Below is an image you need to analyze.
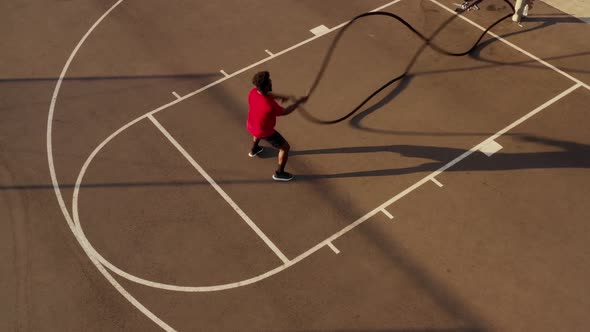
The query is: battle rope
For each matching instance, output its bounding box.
[298,0,515,124]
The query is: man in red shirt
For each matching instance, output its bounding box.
[247,71,308,181]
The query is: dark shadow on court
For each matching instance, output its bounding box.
[521,16,589,24]
[294,135,590,180]
[0,72,222,83]
[3,135,588,189]
[409,50,590,78]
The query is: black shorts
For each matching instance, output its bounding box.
[261,131,287,148]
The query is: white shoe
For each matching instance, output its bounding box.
[512,14,520,22]
[248,146,264,157]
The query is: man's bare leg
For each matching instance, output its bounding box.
[277,141,290,173]
[249,137,263,157]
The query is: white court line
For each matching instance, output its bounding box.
[431,178,444,187]
[265,49,274,56]
[220,69,229,77]
[381,209,395,219]
[171,91,181,99]
[429,0,590,90]
[327,242,340,254]
[147,114,290,265]
[45,0,175,331]
[371,0,404,12]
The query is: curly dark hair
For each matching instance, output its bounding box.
[252,71,271,94]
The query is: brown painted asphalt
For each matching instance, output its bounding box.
[1,0,589,331]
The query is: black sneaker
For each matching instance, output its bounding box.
[272,171,294,182]
[248,146,264,157]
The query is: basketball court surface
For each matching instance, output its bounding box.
[2,0,589,331]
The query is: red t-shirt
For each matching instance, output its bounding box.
[247,88,285,138]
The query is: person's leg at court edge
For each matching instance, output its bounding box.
[249,137,263,157]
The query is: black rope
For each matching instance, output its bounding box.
[298,0,515,124]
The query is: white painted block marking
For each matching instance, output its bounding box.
[480,140,503,157]
[431,177,444,187]
[171,91,181,99]
[327,242,340,254]
[381,209,394,219]
[265,49,274,56]
[220,70,229,77]
[310,25,330,36]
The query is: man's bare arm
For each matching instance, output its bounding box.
[282,96,309,115]
[268,92,295,103]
